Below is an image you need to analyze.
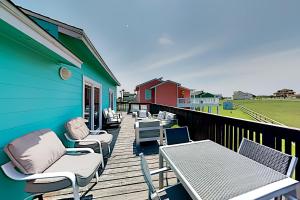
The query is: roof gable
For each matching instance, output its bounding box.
[20,7,120,86]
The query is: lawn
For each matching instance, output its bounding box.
[200,103,254,121]
[234,100,300,128]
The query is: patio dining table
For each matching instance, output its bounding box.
[159,140,299,200]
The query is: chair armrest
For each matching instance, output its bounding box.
[1,162,76,183]
[150,167,171,175]
[64,133,102,152]
[153,114,159,117]
[66,148,94,153]
[90,130,107,135]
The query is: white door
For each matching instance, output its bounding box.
[83,76,102,130]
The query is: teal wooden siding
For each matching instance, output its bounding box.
[0,22,82,199]
[58,33,118,111]
[0,17,118,199]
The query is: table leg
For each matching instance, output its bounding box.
[159,150,164,189]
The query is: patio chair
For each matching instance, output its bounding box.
[103,108,121,127]
[135,110,152,121]
[153,111,178,128]
[238,138,298,199]
[108,107,122,121]
[65,117,113,162]
[139,153,192,200]
[1,129,101,200]
[131,104,140,117]
[135,120,163,146]
[165,126,192,145]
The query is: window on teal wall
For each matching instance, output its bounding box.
[145,89,151,100]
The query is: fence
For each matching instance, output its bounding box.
[150,103,300,180]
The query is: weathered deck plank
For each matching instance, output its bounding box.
[45,113,170,200]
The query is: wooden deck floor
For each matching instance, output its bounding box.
[45,113,176,200]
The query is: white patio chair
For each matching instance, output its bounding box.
[65,117,113,162]
[103,108,121,126]
[139,153,192,200]
[108,107,122,121]
[1,129,101,200]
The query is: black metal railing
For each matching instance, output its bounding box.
[150,103,300,180]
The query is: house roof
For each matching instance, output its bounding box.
[150,80,180,89]
[20,7,120,86]
[1,0,82,68]
[135,77,163,89]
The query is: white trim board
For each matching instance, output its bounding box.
[0,0,82,68]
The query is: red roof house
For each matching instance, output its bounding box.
[135,78,190,107]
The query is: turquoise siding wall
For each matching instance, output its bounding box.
[58,33,118,111]
[0,26,82,199]
[0,17,117,199]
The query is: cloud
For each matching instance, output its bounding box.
[158,35,174,46]
[173,47,300,96]
[143,43,217,71]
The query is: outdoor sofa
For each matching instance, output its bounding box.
[1,129,101,200]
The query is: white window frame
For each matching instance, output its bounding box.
[83,76,102,130]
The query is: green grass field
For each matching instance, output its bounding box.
[199,99,300,129]
[234,100,300,128]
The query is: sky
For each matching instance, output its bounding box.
[14,0,300,97]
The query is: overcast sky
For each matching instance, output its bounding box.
[14,0,300,96]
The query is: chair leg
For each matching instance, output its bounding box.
[108,144,111,155]
[95,171,99,182]
[72,184,80,200]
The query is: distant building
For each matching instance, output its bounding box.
[232,91,254,100]
[123,92,136,102]
[273,89,296,98]
[135,77,190,107]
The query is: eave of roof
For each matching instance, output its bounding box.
[135,77,163,89]
[20,7,120,86]
[150,80,180,89]
[1,0,82,68]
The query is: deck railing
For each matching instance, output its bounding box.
[117,102,151,113]
[149,103,300,180]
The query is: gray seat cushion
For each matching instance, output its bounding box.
[25,153,101,193]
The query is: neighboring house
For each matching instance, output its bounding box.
[0,1,119,199]
[135,78,190,107]
[186,91,220,110]
[122,91,136,102]
[233,91,254,100]
[273,89,296,98]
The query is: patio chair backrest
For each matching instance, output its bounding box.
[65,117,90,140]
[4,129,66,174]
[103,109,109,118]
[139,153,157,199]
[131,104,140,112]
[140,105,148,110]
[238,138,297,176]
[165,127,191,145]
